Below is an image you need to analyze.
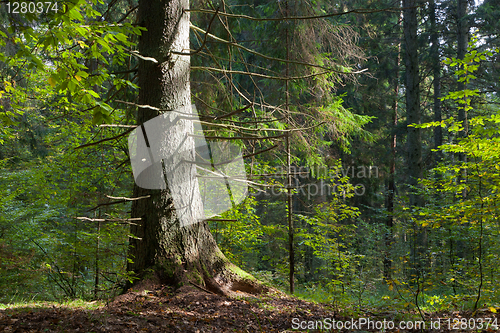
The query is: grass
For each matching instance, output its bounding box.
[0,299,104,311]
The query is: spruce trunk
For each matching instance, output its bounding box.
[127,0,261,295]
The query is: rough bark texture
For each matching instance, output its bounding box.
[403,0,426,275]
[457,0,468,198]
[403,0,423,208]
[430,0,442,163]
[457,0,468,129]
[384,11,401,280]
[127,0,262,296]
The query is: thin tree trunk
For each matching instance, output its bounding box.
[384,10,401,280]
[431,0,442,163]
[403,0,425,276]
[283,0,294,295]
[457,0,468,197]
[403,0,423,207]
[455,0,469,258]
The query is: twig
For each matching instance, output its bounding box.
[190,24,366,74]
[187,7,402,22]
[117,5,139,24]
[75,217,142,223]
[190,133,286,140]
[192,66,367,79]
[75,127,135,150]
[214,103,252,120]
[126,50,158,63]
[106,195,151,201]
[87,200,128,212]
[99,124,137,128]
[189,281,216,295]
[172,8,220,56]
[243,144,279,159]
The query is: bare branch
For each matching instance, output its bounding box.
[187,7,401,21]
[75,127,135,150]
[192,66,365,81]
[99,124,138,128]
[213,103,252,120]
[117,5,139,24]
[190,133,286,140]
[189,281,217,295]
[172,8,220,56]
[243,144,279,159]
[106,195,151,201]
[126,50,158,63]
[75,216,142,223]
[190,24,364,74]
[87,200,127,212]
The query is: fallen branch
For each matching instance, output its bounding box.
[189,281,217,295]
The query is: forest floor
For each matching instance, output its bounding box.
[0,284,497,332]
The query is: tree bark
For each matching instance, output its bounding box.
[455,0,469,257]
[384,9,401,280]
[403,0,423,208]
[430,0,442,163]
[457,0,468,198]
[127,0,261,295]
[403,0,426,276]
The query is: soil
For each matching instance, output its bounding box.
[0,285,335,332]
[0,285,498,332]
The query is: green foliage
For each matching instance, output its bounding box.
[410,36,500,310]
[0,0,140,301]
[209,195,264,268]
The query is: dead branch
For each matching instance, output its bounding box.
[192,66,339,81]
[117,5,139,24]
[106,195,151,201]
[189,281,217,295]
[75,217,142,224]
[190,133,286,140]
[243,144,279,159]
[190,24,366,74]
[99,124,138,128]
[187,7,401,21]
[172,8,220,56]
[75,127,135,150]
